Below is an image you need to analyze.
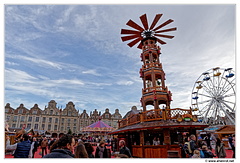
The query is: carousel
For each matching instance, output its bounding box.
[81,118,114,137]
[109,13,209,158]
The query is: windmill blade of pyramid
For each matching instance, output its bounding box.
[127,37,142,47]
[153,19,174,31]
[140,14,149,30]
[155,27,177,33]
[156,38,167,45]
[149,14,163,30]
[121,29,141,35]
[137,42,143,49]
[126,19,145,31]
[154,34,174,39]
[121,34,141,42]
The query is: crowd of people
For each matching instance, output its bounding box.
[5,134,132,158]
[180,134,235,159]
[5,133,235,159]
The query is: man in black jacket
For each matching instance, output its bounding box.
[43,134,75,158]
[119,140,132,158]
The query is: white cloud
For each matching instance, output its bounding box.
[82,69,101,76]
[116,80,134,86]
[5,68,37,83]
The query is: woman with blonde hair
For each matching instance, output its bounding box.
[191,149,200,158]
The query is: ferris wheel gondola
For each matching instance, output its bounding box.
[191,67,235,125]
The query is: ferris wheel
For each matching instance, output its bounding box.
[191,67,235,125]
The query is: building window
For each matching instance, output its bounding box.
[61,127,64,131]
[42,117,46,123]
[35,117,39,122]
[68,111,71,116]
[50,110,53,115]
[13,116,18,122]
[34,124,38,129]
[55,118,58,123]
[105,114,109,118]
[49,118,52,123]
[28,117,32,122]
[5,108,9,113]
[62,118,64,122]
[68,119,71,123]
[48,124,51,130]
[6,116,11,121]
[18,109,23,114]
[42,124,45,130]
[20,116,25,122]
[27,124,31,129]
[73,127,76,132]
[33,110,37,114]
[67,127,70,131]
[12,124,16,128]
[54,125,57,130]
[74,119,77,123]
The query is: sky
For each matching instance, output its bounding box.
[3,3,236,117]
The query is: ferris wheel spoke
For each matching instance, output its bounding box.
[202,100,214,123]
[221,83,236,96]
[221,99,235,105]
[216,101,235,124]
[198,99,212,105]
[223,93,235,98]
[198,93,212,98]
[217,71,228,95]
[220,100,235,113]
[201,83,215,96]
[220,78,235,95]
[207,74,217,94]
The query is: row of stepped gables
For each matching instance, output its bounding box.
[5,100,123,135]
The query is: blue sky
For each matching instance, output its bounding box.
[3,4,236,116]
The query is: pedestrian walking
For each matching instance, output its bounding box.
[13,134,31,158]
[95,141,108,158]
[43,134,75,158]
[29,137,39,158]
[119,139,132,158]
[215,138,226,158]
[41,136,48,157]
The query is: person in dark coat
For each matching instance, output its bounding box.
[203,135,212,150]
[13,134,31,158]
[119,140,132,158]
[215,138,226,158]
[43,134,75,158]
[29,137,39,158]
[202,145,215,158]
[95,141,108,158]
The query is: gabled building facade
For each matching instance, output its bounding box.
[5,100,122,136]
